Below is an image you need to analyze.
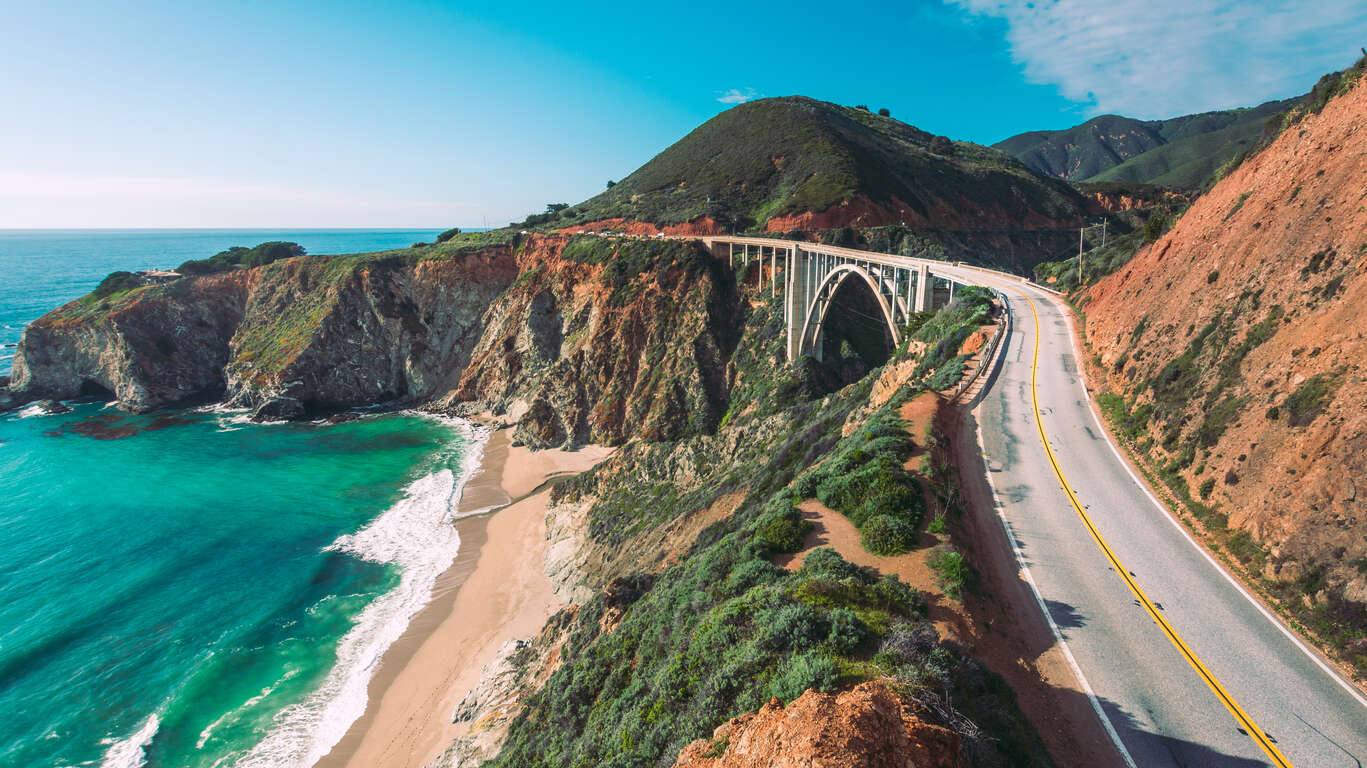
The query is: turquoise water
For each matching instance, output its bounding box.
[0,229,446,377]
[0,404,478,767]
[0,230,482,767]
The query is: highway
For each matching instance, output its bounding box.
[686,234,1367,765]
[936,267,1367,768]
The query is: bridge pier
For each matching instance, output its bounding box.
[915,263,932,312]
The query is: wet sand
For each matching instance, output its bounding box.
[315,428,613,768]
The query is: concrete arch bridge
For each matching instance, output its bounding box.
[700,236,1006,362]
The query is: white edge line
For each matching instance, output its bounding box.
[1041,285,1367,713]
[971,293,1140,768]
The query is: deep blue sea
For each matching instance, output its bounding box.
[0,231,485,767]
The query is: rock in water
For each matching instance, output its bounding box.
[251,396,305,422]
[37,399,72,415]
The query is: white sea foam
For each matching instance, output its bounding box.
[16,404,46,419]
[99,713,160,768]
[196,669,300,750]
[233,416,488,768]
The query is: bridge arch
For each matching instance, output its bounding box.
[796,264,901,361]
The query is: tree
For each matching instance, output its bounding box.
[546,203,569,213]
[606,180,616,189]
[929,135,954,156]
[436,227,462,242]
[878,108,890,117]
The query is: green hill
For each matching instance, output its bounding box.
[996,97,1299,188]
[550,96,1087,235]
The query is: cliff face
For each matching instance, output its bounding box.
[1082,71,1367,640]
[10,270,253,410]
[442,235,739,447]
[7,235,742,447]
[10,246,517,416]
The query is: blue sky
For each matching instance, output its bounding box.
[1,0,1363,228]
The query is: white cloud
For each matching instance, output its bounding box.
[948,0,1367,118]
[717,87,760,104]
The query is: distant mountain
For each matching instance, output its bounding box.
[995,97,1299,188]
[539,96,1092,270]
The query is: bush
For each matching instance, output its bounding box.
[753,498,812,553]
[436,227,462,242]
[1284,374,1332,427]
[766,650,838,703]
[928,548,972,599]
[1143,210,1169,242]
[89,271,140,301]
[877,108,890,117]
[860,515,917,556]
[178,241,304,275]
[1199,478,1216,499]
[758,603,822,651]
[825,608,869,654]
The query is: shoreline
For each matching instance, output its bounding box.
[315,427,612,768]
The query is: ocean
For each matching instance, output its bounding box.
[0,230,484,767]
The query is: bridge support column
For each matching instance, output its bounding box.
[914,264,932,313]
[785,246,811,362]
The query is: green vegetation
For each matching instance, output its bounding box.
[906,286,995,386]
[794,409,925,555]
[177,241,305,275]
[435,227,462,242]
[539,96,1082,235]
[1283,373,1336,427]
[88,271,141,302]
[496,354,1050,766]
[1033,230,1149,292]
[995,97,1298,188]
[928,548,972,600]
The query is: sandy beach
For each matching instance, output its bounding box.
[315,428,613,768]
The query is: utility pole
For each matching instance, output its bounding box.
[1079,225,1085,283]
[1101,219,1107,249]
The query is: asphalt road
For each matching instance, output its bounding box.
[936,268,1367,768]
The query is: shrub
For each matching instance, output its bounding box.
[758,603,822,651]
[753,498,812,553]
[1199,478,1216,499]
[1284,374,1333,427]
[1207,270,1220,283]
[436,227,462,242]
[877,108,890,117]
[824,608,869,654]
[1143,210,1169,242]
[860,515,917,556]
[929,135,954,156]
[928,549,972,599]
[766,650,838,703]
[178,241,304,275]
[800,547,866,582]
[89,271,140,301]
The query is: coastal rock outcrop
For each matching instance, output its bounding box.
[673,682,966,768]
[9,234,746,447]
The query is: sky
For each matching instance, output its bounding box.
[1,0,1363,228]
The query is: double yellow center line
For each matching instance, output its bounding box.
[1015,289,1292,768]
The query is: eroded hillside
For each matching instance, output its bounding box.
[1081,58,1367,673]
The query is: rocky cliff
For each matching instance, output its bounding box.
[1081,59,1367,672]
[6,234,749,447]
[674,682,966,768]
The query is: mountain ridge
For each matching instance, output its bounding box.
[995,97,1300,188]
